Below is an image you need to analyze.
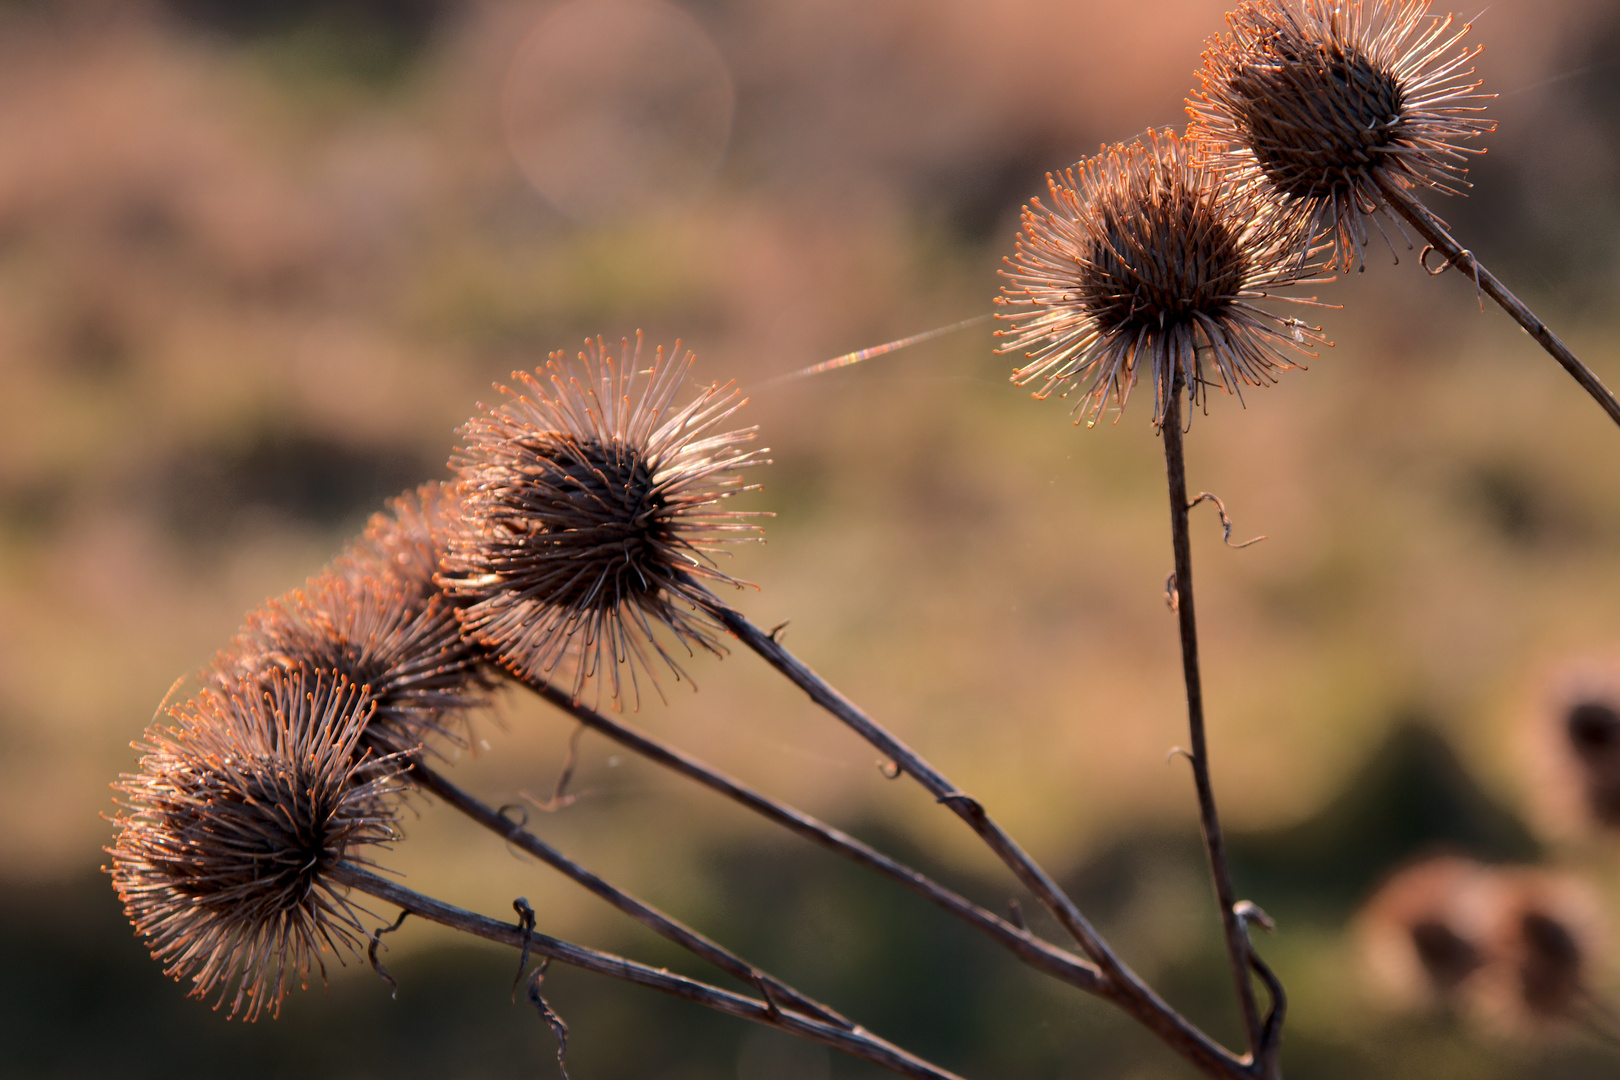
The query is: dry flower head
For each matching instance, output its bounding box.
[1472,869,1606,1032]
[441,335,764,707]
[343,481,467,601]
[998,127,1328,426]
[214,483,497,758]
[1189,0,1496,270]
[214,576,489,758]
[107,672,403,1020]
[1523,655,1620,840]
[1357,855,1495,1009]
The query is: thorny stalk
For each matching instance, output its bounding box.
[406,758,850,1028]
[333,863,968,1080]
[1374,174,1620,430]
[1161,373,1269,1071]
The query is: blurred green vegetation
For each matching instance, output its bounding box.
[4,0,1620,1076]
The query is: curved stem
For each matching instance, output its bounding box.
[1161,380,1264,1064]
[408,758,850,1028]
[1376,175,1620,430]
[334,863,967,1080]
[507,670,1107,998]
[688,589,1251,1079]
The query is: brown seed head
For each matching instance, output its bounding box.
[997,127,1328,426]
[1189,0,1496,270]
[342,481,467,601]
[107,672,402,1020]
[1472,869,1605,1030]
[216,576,492,757]
[215,483,498,757]
[439,334,764,707]
[1523,655,1620,840]
[1357,855,1495,1008]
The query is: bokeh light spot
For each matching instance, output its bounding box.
[500,0,735,220]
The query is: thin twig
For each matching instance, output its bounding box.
[408,758,850,1029]
[1161,375,1265,1066]
[367,909,410,999]
[505,671,1110,1001]
[1236,902,1285,1080]
[524,722,584,813]
[334,863,970,1080]
[686,589,1251,1079]
[1375,175,1620,430]
[1186,493,1266,549]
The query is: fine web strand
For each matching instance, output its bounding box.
[755,314,992,388]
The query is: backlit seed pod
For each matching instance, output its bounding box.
[215,482,499,758]
[997,127,1328,427]
[1357,855,1495,1008]
[1189,0,1495,271]
[441,335,764,708]
[215,567,494,757]
[107,672,402,1020]
[341,481,466,603]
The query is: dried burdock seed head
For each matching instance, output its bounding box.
[215,566,495,757]
[1189,0,1496,271]
[215,486,499,758]
[1523,655,1620,839]
[440,334,764,708]
[107,671,403,1021]
[340,481,466,605]
[1357,855,1495,1009]
[997,127,1328,427]
[1472,869,1606,1032]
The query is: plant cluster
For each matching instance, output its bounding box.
[105,2,1620,1077]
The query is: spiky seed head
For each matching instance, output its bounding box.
[215,483,498,758]
[341,481,466,603]
[1523,656,1620,840]
[1188,0,1496,271]
[997,127,1328,427]
[107,672,402,1020]
[215,575,493,758]
[1562,696,1620,826]
[1357,855,1494,1008]
[439,334,764,708]
[1473,869,1605,1029]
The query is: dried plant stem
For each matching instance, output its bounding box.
[407,759,848,1028]
[1161,377,1265,1067]
[693,594,1251,1078]
[1375,175,1620,430]
[508,671,1108,998]
[334,863,968,1080]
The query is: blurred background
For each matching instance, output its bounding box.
[4,0,1620,1076]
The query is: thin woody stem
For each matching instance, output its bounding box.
[507,670,1108,999]
[686,589,1251,1079]
[1160,377,1265,1064]
[407,758,850,1028]
[1375,175,1620,430]
[334,863,968,1080]
[704,599,1111,957]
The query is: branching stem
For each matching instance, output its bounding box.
[507,671,1108,998]
[687,586,1251,1078]
[407,758,849,1028]
[334,863,968,1080]
[1161,376,1265,1066]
